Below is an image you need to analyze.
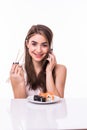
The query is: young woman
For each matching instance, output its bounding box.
[10,24,67,98]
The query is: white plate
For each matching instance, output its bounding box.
[27,95,62,104]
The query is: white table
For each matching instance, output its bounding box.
[0,98,87,129]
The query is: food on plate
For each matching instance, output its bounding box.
[34,95,46,102]
[34,92,54,102]
[39,92,54,101]
[33,92,54,102]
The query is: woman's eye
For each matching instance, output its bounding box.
[42,44,48,47]
[32,42,37,46]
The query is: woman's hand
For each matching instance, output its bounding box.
[10,63,25,85]
[46,52,57,72]
[10,63,27,98]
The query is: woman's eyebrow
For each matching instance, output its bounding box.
[31,41,37,43]
[41,42,48,44]
[31,41,48,44]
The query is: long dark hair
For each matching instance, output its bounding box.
[24,24,55,92]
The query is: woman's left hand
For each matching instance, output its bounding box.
[46,52,57,72]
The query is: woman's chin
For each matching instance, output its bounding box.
[33,58,42,62]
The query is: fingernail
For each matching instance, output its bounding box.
[50,48,53,51]
[49,49,53,53]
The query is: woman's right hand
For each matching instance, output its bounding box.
[10,63,27,98]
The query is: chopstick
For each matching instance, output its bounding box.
[14,49,24,63]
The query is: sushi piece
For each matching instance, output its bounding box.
[34,95,40,101]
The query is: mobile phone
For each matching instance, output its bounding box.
[42,49,53,71]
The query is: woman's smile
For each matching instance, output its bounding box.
[33,52,45,59]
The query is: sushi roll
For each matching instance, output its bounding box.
[34,95,40,101]
[33,95,46,102]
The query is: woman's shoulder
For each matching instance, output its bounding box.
[55,64,67,75]
[55,64,67,69]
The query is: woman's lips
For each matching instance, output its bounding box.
[34,53,43,58]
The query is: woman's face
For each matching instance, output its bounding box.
[26,34,50,62]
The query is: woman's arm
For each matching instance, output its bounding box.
[46,64,67,98]
[46,53,67,98]
[55,64,67,97]
[10,63,27,98]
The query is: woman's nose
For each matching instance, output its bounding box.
[37,46,42,52]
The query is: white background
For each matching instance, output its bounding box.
[0,0,87,99]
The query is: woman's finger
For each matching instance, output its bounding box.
[17,66,24,76]
[10,63,18,74]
